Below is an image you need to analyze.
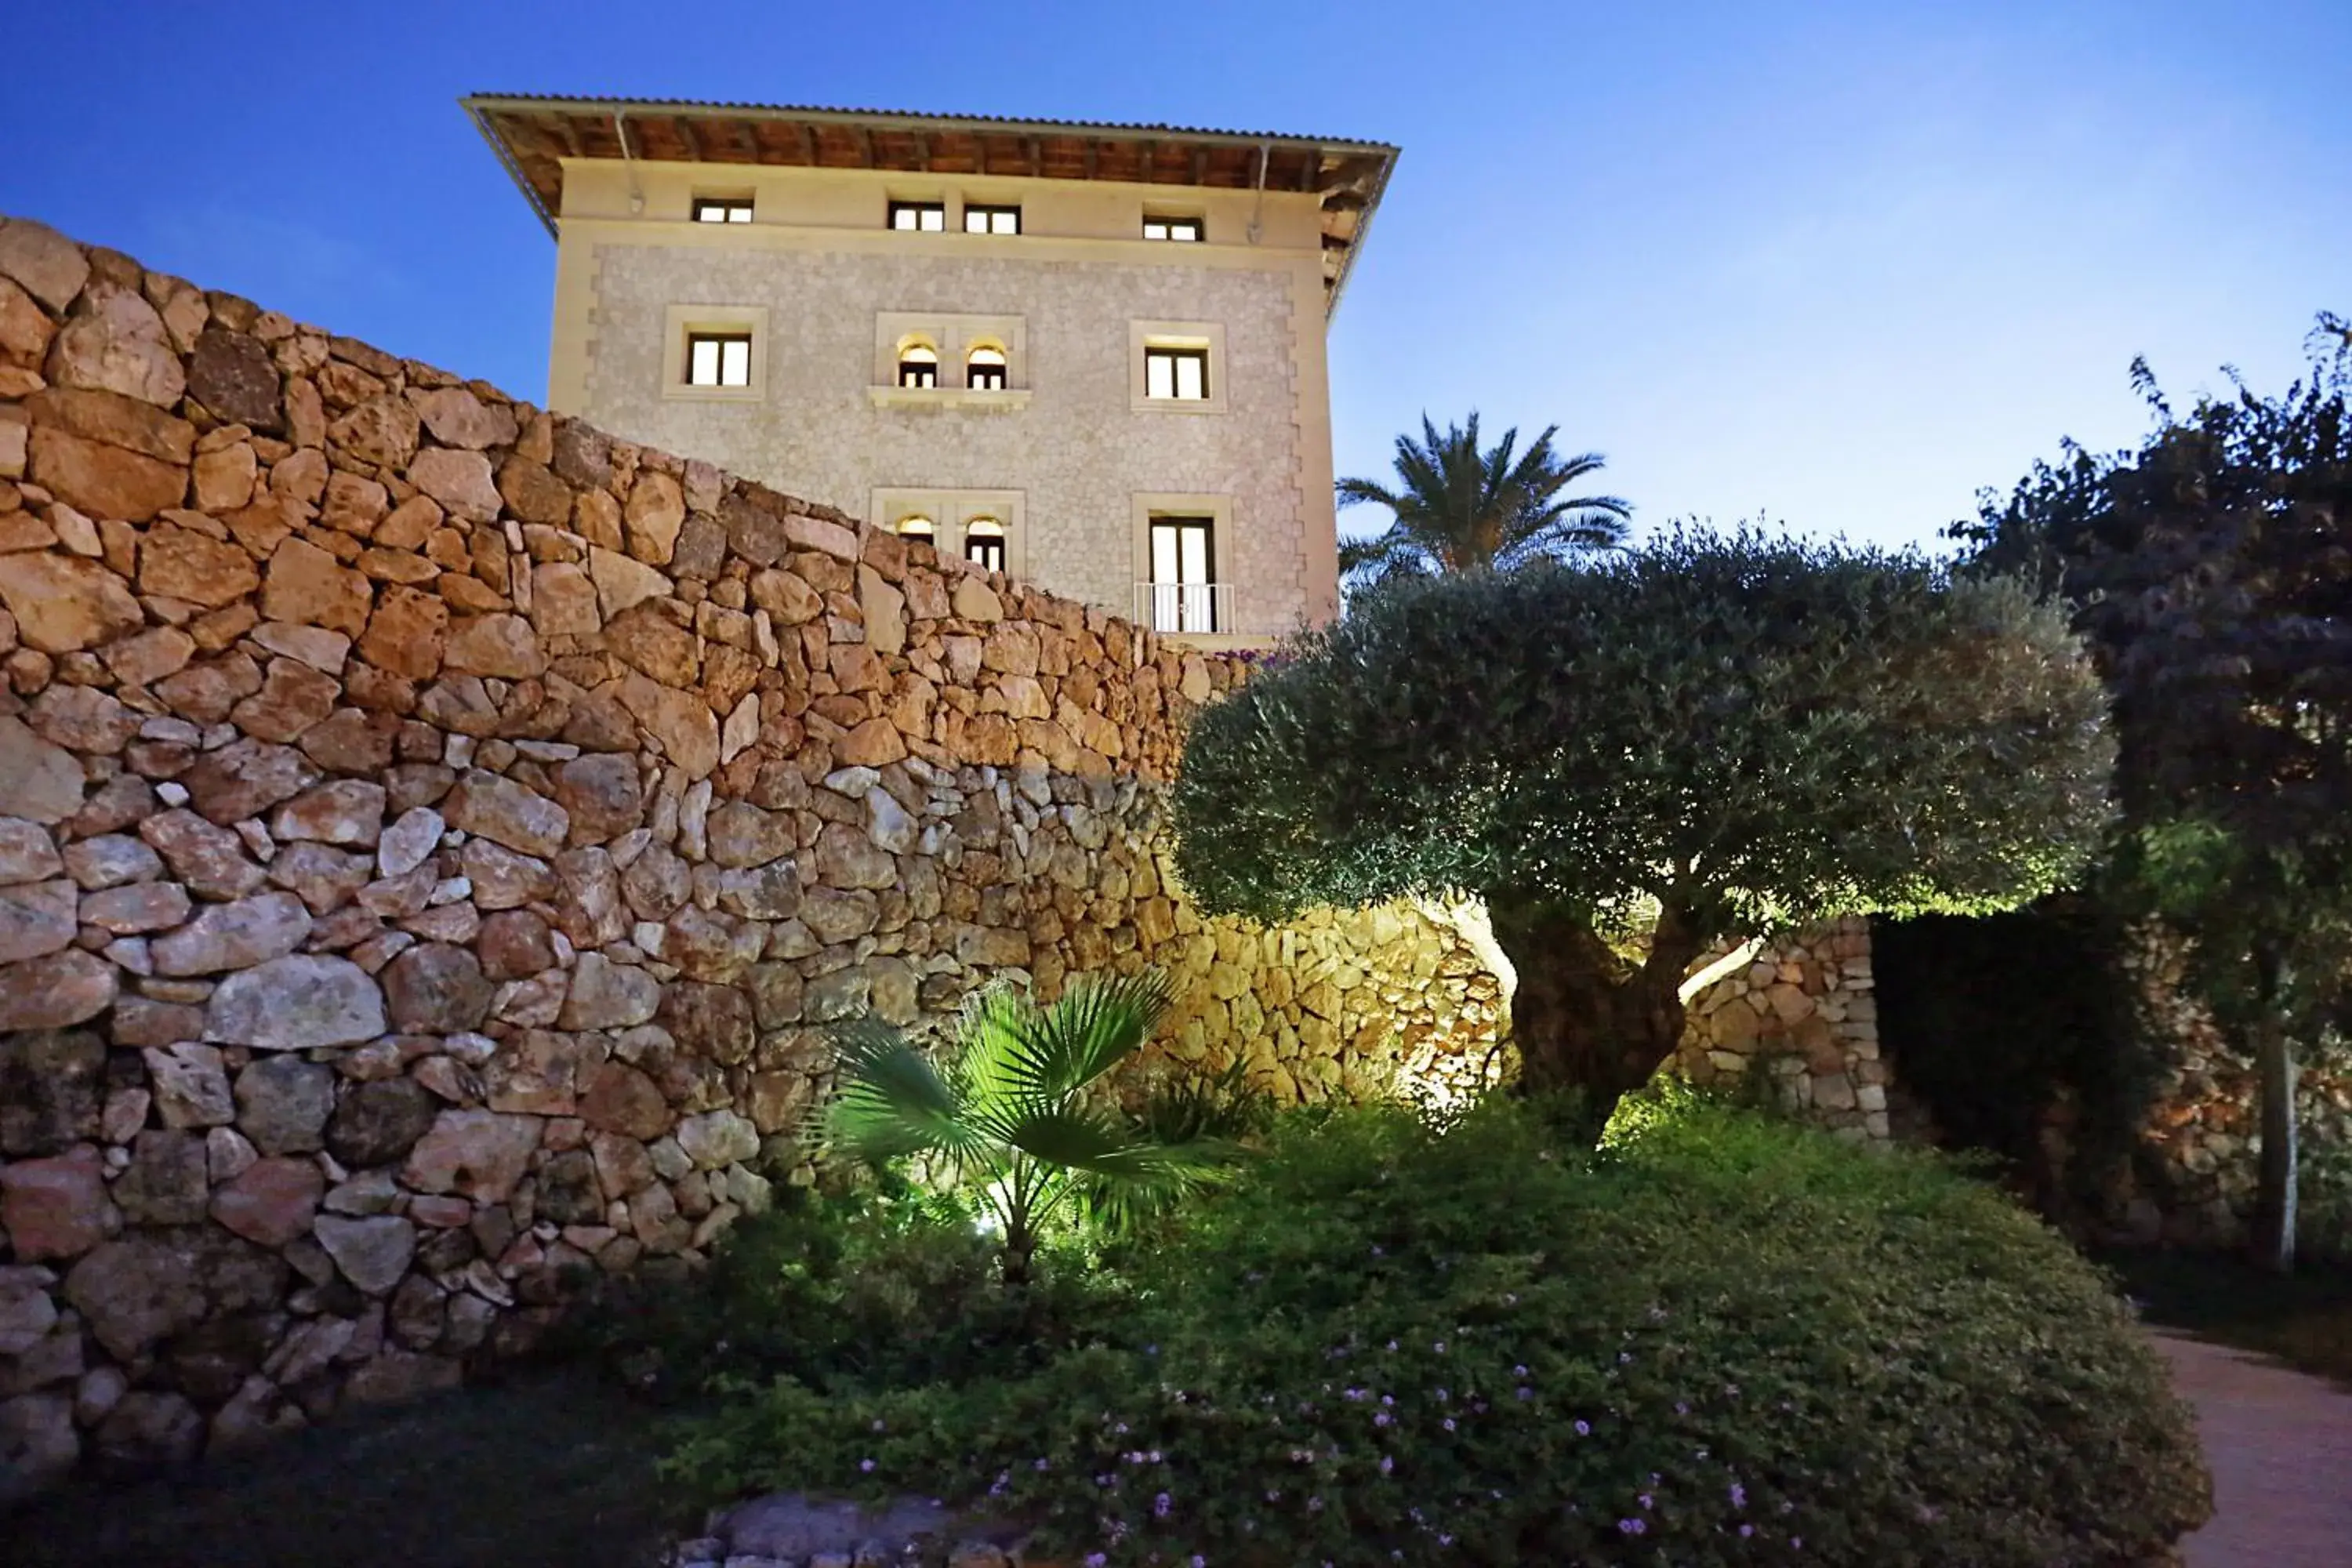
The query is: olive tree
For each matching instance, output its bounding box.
[1172,530,2114,1120]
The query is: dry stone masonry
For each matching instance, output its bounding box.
[1675,919,1891,1141]
[0,215,1507,1495]
[0,213,1937,1500]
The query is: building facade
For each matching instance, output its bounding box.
[466,97,1396,647]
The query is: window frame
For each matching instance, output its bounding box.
[896,344,940,390]
[964,204,1022,236]
[888,200,948,232]
[965,346,1009,392]
[1142,214,1204,243]
[1143,346,1211,402]
[691,196,755,224]
[870,314,1029,407]
[1131,492,1235,637]
[686,332,754,388]
[963,517,1008,572]
[662,304,769,403]
[873,488,1026,579]
[1129,321,1227,415]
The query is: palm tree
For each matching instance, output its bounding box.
[821,971,1237,1286]
[1337,413,1632,584]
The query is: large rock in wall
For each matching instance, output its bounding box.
[0,216,1514,1494]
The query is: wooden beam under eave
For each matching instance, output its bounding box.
[677,115,703,162]
[915,131,931,172]
[857,125,875,168]
[555,114,585,159]
[1083,140,1100,180]
[798,122,817,165]
[1027,136,1043,176]
[1190,146,1207,186]
[1299,147,1321,192]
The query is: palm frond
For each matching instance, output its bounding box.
[1007,971,1175,1105]
[822,1015,978,1164]
[1011,1109,1241,1186]
[1337,412,1632,576]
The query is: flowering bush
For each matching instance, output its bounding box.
[664,1098,2209,1566]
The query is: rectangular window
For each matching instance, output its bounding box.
[889,201,947,231]
[966,532,1007,572]
[964,204,1022,235]
[1143,215,1203,242]
[685,332,753,388]
[1144,347,1210,401]
[692,197,753,223]
[1148,517,1217,632]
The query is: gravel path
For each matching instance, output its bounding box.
[2154,1330,2352,1567]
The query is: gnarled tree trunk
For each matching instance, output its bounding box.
[1486,898,1708,1124]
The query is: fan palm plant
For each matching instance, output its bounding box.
[821,971,1238,1286]
[1337,412,1632,584]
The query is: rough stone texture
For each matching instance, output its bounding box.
[0,1145,112,1261]
[230,1057,334,1156]
[1672,917,1889,1142]
[203,955,386,1050]
[0,219,1859,1494]
[2062,924,2352,1255]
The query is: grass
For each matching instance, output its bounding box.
[2096,1245,2352,1388]
[7,1367,683,1568]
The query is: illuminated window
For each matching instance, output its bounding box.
[1149,516,1217,632]
[889,201,946,231]
[967,346,1008,391]
[692,197,753,223]
[964,517,1007,572]
[1145,346,1209,401]
[1143,215,1203,242]
[964,204,1021,235]
[897,345,938,389]
[686,332,753,388]
[895,516,936,542]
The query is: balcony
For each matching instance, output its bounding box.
[1134,580,1230,635]
[1131,583,1281,655]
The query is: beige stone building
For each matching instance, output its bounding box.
[466,96,1397,647]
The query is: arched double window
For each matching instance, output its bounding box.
[897,344,938,389]
[966,345,1008,392]
[964,517,1006,572]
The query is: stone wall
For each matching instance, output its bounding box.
[0,214,1499,1496]
[2103,927,2352,1251]
[1673,918,1894,1140]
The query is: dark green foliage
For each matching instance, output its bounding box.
[1180,531,2107,931]
[1174,528,2114,1111]
[1872,895,2160,1219]
[1954,321,2352,1268]
[566,1182,1110,1403]
[665,1098,2209,1566]
[1336,412,1632,584]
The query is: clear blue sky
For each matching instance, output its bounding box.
[6,0,2345,550]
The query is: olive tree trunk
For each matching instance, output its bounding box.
[1486,898,1707,1124]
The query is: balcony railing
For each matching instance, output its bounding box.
[1134,580,1232,636]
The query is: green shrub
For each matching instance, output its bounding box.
[664,1098,2209,1566]
[568,1179,1114,1402]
